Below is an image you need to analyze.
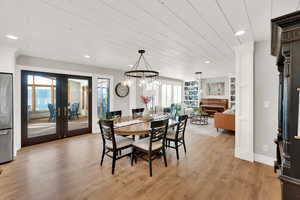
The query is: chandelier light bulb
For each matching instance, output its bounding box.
[140,79,146,85]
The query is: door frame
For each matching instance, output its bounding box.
[234,42,254,162]
[64,74,92,137]
[20,70,92,146]
[15,65,114,151]
[21,70,63,146]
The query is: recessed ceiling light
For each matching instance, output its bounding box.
[204,60,211,64]
[5,34,18,40]
[235,30,246,36]
[84,55,91,59]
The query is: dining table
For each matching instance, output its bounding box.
[113,114,178,136]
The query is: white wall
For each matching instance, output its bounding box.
[0,47,17,73]
[254,40,277,161]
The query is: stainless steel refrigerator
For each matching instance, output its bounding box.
[0,73,13,163]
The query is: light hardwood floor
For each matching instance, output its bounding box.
[0,131,280,200]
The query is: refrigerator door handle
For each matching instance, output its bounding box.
[0,130,8,135]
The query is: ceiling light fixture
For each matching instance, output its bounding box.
[235,30,246,36]
[84,55,91,59]
[5,34,18,40]
[125,50,159,79]
[123,50,160,87]
[204,60,211,64]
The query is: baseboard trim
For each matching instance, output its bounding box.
[254,153,275,166]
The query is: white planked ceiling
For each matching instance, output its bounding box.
[0,0,299,80]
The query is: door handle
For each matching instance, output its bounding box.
[64,107,68,118]
[57,107,61,118]
[0,130,8,135]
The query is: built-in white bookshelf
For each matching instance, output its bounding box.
[229,76,236,108]
[184,81,199,107]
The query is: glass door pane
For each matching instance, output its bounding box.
[66,77,91,135]
[27,74,57,138]
[97,78,110,119]
[22,71,61,146]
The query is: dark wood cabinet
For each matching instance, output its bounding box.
[272,11,300,200]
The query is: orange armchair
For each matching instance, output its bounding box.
[214,112,235,131]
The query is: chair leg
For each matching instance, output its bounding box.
[183,139,187,153]
[100,146,105,166]
[162,148,168,167]
[175,141,179,160]
[112,151,116,174]
[131,149,134,166]
[149,154,152,177]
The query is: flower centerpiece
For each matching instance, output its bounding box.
[141,96,151,110]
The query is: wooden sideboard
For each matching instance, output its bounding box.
[200,98,228,116]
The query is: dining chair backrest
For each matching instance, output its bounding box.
[98,120,117,150]
[176,115,188,139]
[150,119,169,151]
[71,103,80,112]
[132,108,144,118]
[107,110,122,119]
[163,107,171,114]
[48,104,55,112]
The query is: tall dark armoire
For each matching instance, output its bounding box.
[272,11,300,200]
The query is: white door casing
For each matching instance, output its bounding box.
[234,42,254,162]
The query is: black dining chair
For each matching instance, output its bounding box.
[131,119,169,177]
[132,108,145,118]
[163,107,171,115]
[106,110,122,119]
[165,115,188,160]
[98,120,133,174]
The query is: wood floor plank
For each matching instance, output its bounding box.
[0,132,280,200]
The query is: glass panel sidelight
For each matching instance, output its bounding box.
[97,78,110,119]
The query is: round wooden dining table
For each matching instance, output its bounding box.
[114,115,178,136]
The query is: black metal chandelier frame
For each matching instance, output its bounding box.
[124,50,159,79]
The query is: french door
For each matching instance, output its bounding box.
[21,71,92,146]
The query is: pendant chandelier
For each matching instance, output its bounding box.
[123,50,160,87]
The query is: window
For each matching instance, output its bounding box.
[167,85,172,106]
[177,86,182,103]
[97,78,110,119]
[161,81,183,108]
[27,75,56,112]
[161,84,167,107]
[173,85,182,104]
[35,87,51,111]
[28,86,32,110]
